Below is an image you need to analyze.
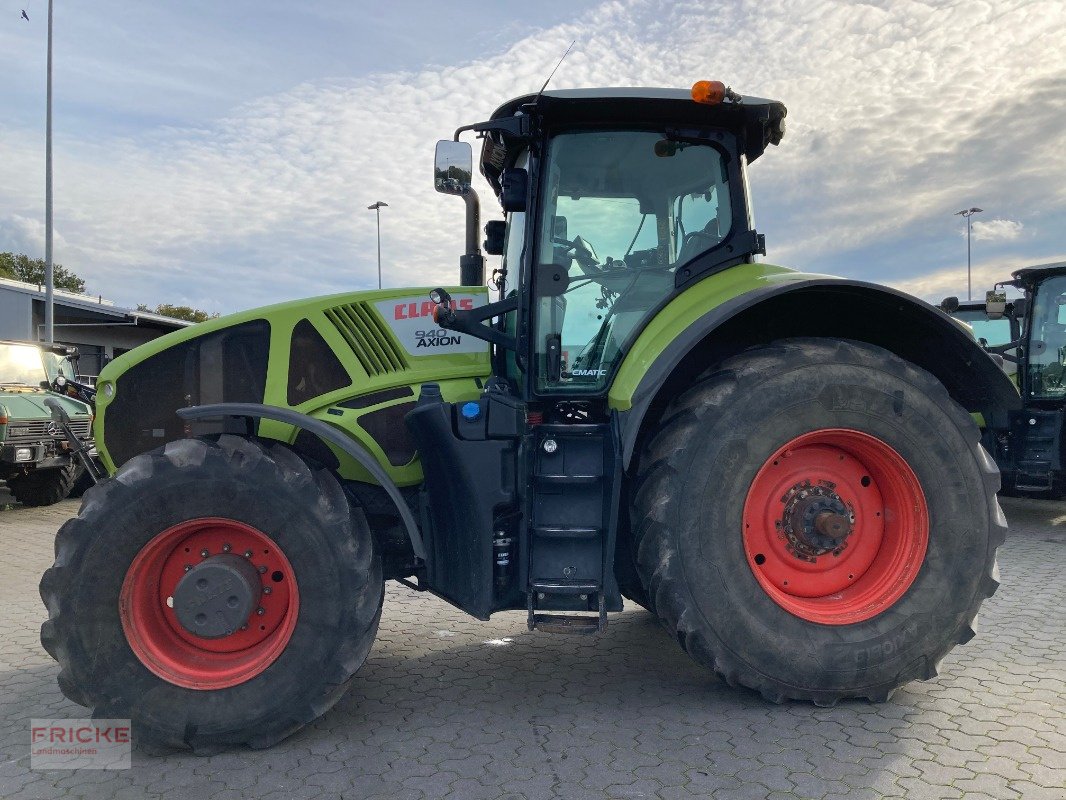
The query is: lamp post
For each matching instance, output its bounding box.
[367,201,388,290]
[44,0,55,343]
[954,207,983,300]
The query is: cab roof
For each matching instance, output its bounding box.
[1011,260,1066,285]
[479,86,786,193]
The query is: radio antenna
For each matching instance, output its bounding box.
[533,39,576,103]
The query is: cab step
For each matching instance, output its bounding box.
[529,614,602,635]
[527,582,608,634]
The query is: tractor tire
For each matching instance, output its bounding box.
[40,435,383,751]
[632,338,1004,705]
[8,464,77,507]
[614,506,653,612]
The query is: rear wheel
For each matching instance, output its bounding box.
[8,464,77,507]
[632,338,1004,704]
[40,435,383,750]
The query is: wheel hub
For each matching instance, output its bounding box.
[119,517,299,690]
[172,554,261,639]
[783,487,853,558]
[742,429,929,625]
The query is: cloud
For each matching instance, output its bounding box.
[889,257,1029,304]
[0,214,69,262]
[0,0,1064,314]
[971,219,1024,242]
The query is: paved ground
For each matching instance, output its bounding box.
[0,497,1063,800]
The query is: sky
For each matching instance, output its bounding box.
[1,0,1064,314]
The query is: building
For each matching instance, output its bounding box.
[0,277,191,377]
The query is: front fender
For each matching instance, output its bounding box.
[611,265,1020,468]
[177,403,425,560]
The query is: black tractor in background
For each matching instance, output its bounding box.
[944,261,1066,495]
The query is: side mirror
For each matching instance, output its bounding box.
[940,296,960,313]
[986,290,1007,320]
[434,140,473,196]
[484,220,505,256]
[500,168,527,213]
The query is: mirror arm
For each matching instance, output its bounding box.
[463,189,481,255]
[460,188,485,286]
[987,339,1023,355]
[432,291,518,350]
[453,115,531,141]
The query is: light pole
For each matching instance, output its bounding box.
[44,0,55,343]
[367,201,388,290]
[954,207,983,300]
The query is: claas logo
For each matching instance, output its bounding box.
[394,298,474,320]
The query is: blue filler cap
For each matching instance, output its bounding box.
[460,402,482,421]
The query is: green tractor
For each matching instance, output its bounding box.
[42,83,1015,751]
[943,261,1066,494]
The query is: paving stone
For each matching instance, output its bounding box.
[0,495,1062,799]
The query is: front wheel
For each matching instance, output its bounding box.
[40,436,383,750]
[8,464,77,506]
[632,338,1004,704]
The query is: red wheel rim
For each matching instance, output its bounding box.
[119,518,299,689]
[742,429,928,625]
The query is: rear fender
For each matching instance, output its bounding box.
[611,275,1021,468]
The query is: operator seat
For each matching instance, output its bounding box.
[675,216,722,266]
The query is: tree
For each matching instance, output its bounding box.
[136,303,219,323]
[0,252,86,293]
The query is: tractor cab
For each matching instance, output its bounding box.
[1010,264,1066,403]
[433,85,785,404]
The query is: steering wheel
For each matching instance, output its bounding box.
[679,230,721,260]
[568,235,608,277]
[684,230,719,247]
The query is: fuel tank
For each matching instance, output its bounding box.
[93,287,490,486]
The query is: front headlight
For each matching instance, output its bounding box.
[14,448,34,462]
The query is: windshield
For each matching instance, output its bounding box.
[534,129,732,393]
[42,352,71,384]
[0,343,47,387]
[1027,275,1066,399]
[952,308,1016,378]
[952,309,1012,347]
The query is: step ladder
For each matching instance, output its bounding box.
[525,423,616,635]
[1012,411,1061,492]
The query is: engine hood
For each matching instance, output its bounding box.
[0,390,92,422]
[93,286,491,480]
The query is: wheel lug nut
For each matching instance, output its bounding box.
[257,565,267,574]
[222,543,231,553]
[240,624,248,631]
[244,550,253,558]
[256,607,265,616]
[183,564,192,572]
[262,586,272,595]
[200,549,209,558]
